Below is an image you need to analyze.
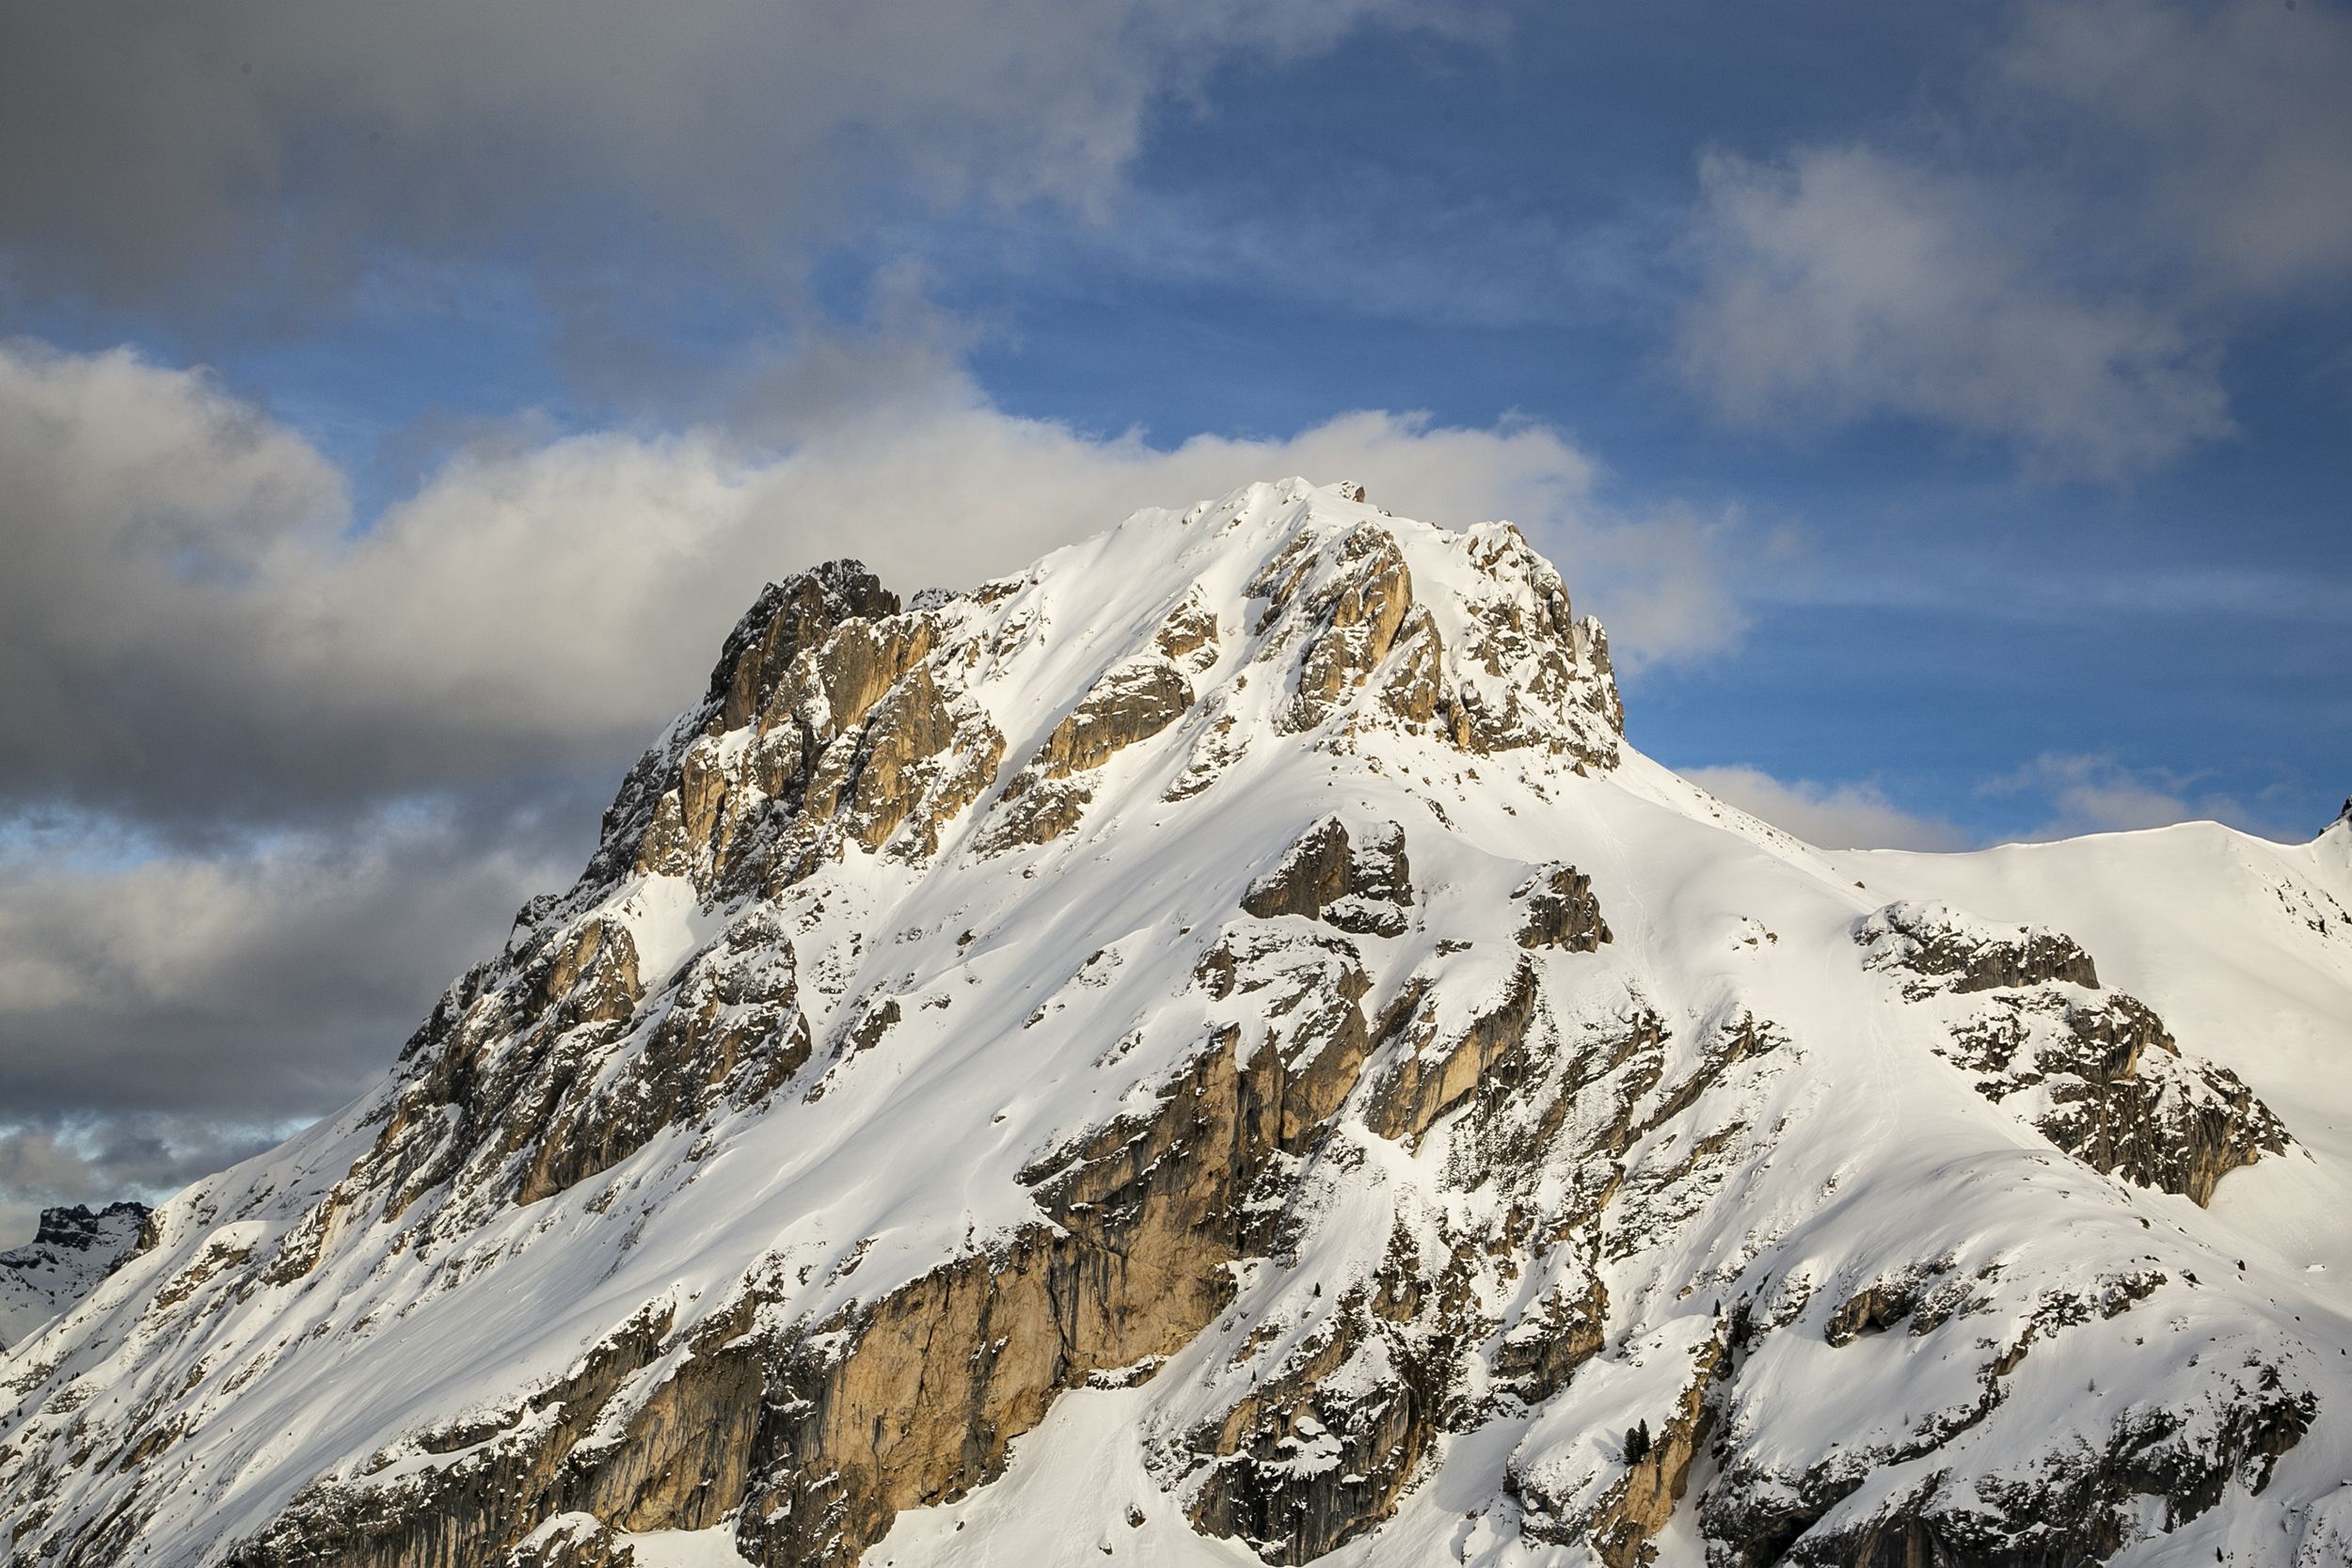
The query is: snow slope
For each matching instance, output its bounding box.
[2,480,2344,1568]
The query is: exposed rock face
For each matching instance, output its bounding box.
[1514,863,1612,952]
[1860,900,2290,1206]
[1859,900,2099,996]
[1438,524,1623,759]
[1514,1327,1723,1567]
[1703,1311,2315,1568]
[987,655,1195,847]
[1943,990,2288,1205]
[741,983,1363,1566]
[4,481,2341,1568]
[1281,526,1416,734]
[1184,1275,1440,1563]
[1240,816,1413,936]
[516,911,810,1205]
[1363,959,1541,1145]
[1033,659,1195,779]
[620,559,1006,895]
[1236,505,1622,767]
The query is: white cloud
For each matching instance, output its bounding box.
[1674,0,2352,476]
[2003,0,2352,298]
[1677,145,2230,477]
[1683,764,1969,851]
[1980,752,2291,842]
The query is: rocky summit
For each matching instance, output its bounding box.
[3,479,2349,1568]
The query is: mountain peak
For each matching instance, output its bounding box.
[7,483,2347,1568]
[0,1201,149,1353]
[576,479,1621,915]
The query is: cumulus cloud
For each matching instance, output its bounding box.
[1674,0,2352,476]
[0,0,1459,310]
[1683,765,1969,851]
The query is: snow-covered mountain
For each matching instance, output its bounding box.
[4,479,2347,1568]
[0,1203,149,1354]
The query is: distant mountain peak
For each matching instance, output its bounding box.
[0,1201,150,1353]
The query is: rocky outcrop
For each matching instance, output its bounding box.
[1511,1329,1724,1568]
[1490,1269,1611,1407]
[1238,508,1621,767]
[1945,990,2288,1205]
[1859,899,2287,1206]
[1703,1342,2314,1568]
[516,911,810,1205]
[1284,528,1416,734]
[1154,588,1221,670]
[1032,659,1195,780]
[1365,960,1541,1145]
[1858,901,2099,997]
[988,655,1194,847]
[708,562,903,734]
[620,560,1005,895]
[1241,816,1413,937]
[1184,1279,1441,1564]
[1432,524,1622,764]
[1514,864,1612,952]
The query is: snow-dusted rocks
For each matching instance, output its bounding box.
[1858,900,2290,1205]
[1857,900,2101,997]
[4,480,2349,1568]
[1514,865,1613,953]
[1241,816,1416,936]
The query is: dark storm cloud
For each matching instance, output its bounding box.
[0,791,591,1124]
[0,787,592,1240]
[0,1118,290,1254]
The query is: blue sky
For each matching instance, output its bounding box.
[0,0,2346,1236]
